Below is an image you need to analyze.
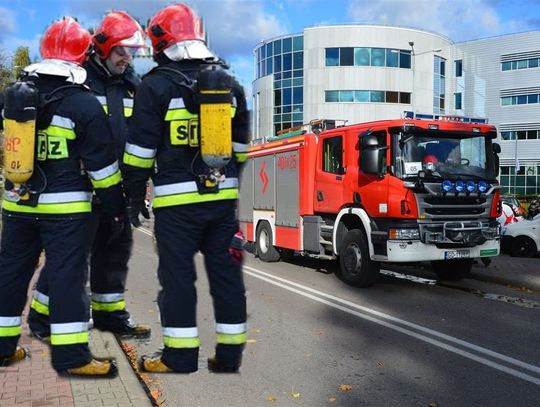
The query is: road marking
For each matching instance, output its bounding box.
[244,265,540,386]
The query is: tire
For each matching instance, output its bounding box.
[336,229,380,287]
[432,259,473,281]
[511,236,537,258]
[256,221,281,262]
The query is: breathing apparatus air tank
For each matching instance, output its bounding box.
[198,64,233,170]
[2,81,39,190]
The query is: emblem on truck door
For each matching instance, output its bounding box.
[259,161,269,193]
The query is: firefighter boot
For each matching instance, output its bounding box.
[60,358,118,378]
[140,352,173,373]
[93,311,151,339]
[207,356,240,373]
[0,346,29,367]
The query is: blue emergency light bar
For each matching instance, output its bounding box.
[403,111,488,124]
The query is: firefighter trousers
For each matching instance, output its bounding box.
[0,213,92,371]
[155,200,247,373]
[29,204,133,332]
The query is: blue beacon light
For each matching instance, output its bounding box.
[455,180,465,192]
[478,180,488,193]
[442,180,453,193]
[466,180,476,193]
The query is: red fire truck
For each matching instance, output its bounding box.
[239,113,502,287]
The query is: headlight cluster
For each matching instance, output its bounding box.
[441,180,489,194]
[388,228,420,240]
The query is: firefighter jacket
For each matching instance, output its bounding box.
[84,56,140,160]
[1,74,125,217]
[122,60,250,208]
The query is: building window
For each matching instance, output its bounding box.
[454,92,462,110]
[324,47,412,69]
[501,57,540,71]
[433,56,446,114]
[322,136,343,174]
[500,92,540,106]
[500,165,540,195]
[455,59,463,77]
[325,90,411,104]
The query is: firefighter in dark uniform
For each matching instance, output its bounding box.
[27,11,151,339]
[0,17,123,376]
[122,3,250,373]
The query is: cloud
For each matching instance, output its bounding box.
[346,0,506,41]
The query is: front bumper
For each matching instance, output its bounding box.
[386,239,500,262]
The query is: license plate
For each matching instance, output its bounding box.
[444,250,470,260]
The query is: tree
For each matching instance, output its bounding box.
[0,49,11,90]
[11,46,30,80]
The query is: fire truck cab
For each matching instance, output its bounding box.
[239,113,502,287]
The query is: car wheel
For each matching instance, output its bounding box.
[256,221,280,262]
[511,236,537,258]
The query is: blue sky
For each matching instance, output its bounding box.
[0,0,539,99]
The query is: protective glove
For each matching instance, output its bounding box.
[126,200,151,228]
[107,214,127,245]
[228,230,245,265]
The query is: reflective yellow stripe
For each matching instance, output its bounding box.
[216,332,246,345]
[2,200,92,215]
[235,152,247,163]
[165,108,197,121]
[231,106,237,118]
[0,326,21,337]
[90,170,122,189]
[123,152,155,169]
[163,336,200,349]
[153,188,238,208]
[91,300,126,312]
[46,125,76,140]
[50,332,89,345]
[31,298,50,316]
[124,107,133,117]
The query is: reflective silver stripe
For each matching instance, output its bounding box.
[51,322,88,334]
[232,96,237,108]
[33,291,49,306]
[162,327,198,338]
[92,293,124,302]
[88,161,120,181]
[0,316,21,326]
[154,178,238,197]
[215,322,247,334]
[168,98,185,109]
[96,96,107,106]
[3,191,92,204]
[232,142,248,152]
[50,115,75,129]
[123,98,134,108]
[125,142,157,158]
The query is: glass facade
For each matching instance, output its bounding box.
[433,56,446,114]
[256,35,304,135]
[500,165,540,195]
[454,92,462,110]
[501,130,540,140]
[455,59,463,77]
[325,90,411,104]
[325,47,411,68]
[502,57,540,71]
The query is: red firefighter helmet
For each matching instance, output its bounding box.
[40,17,91,65]
[93,11,146,58]
[147,3,205,54]
[423,154,439,165]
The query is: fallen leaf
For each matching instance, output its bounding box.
[267,395,277,402]
[329,397,337,402]
[246,339,257,344]
[291,392,301,398]
[377,362,384,367]
[339,384,352,391]
[428,403,439,407]
[148,309,155,313]
[150,390,161,399]
[264,296,273,301]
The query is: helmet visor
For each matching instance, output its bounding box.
[117,30,146,48]
[112,46,147,58]
[163,40,215,61]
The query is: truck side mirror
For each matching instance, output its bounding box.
[492,142,501,176]
[360,134,383,175]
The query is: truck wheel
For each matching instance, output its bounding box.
[337,229,380,287]
[432,259,473,281]
[511,236,537,257]
[256,222,281,262]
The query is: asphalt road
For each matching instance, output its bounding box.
[123,225,540,407]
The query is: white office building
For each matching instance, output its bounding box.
[252,25,540,195]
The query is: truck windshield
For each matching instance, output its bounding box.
[395,132,495,180]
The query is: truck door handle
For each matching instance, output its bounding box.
[317,191,324,201]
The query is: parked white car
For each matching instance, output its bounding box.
[501,213,540,257]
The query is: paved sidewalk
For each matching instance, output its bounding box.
[470,254,540,292]
[0,275,152,407]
